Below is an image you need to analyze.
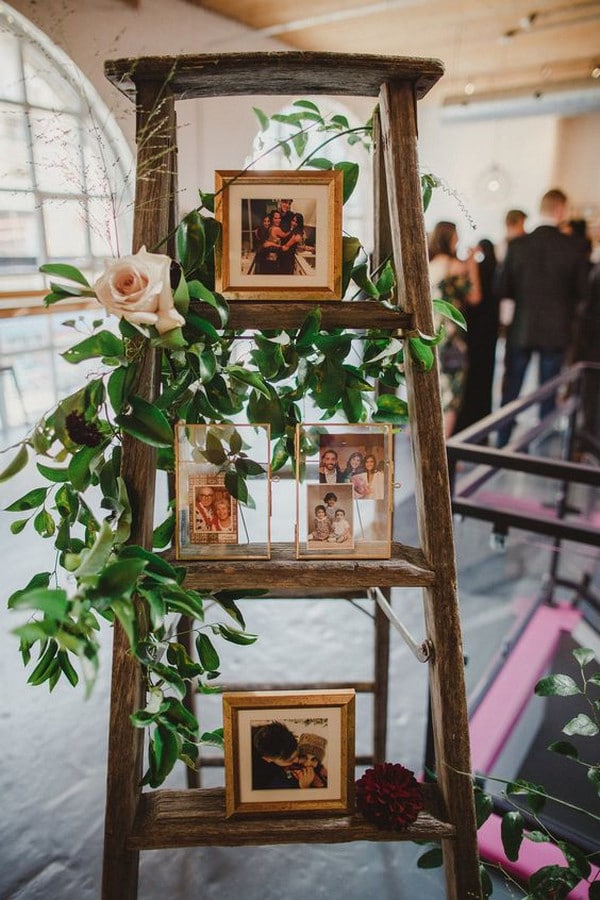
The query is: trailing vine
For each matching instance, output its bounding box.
[1,99,460,787]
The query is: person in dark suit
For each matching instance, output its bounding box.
[496,188,589,447]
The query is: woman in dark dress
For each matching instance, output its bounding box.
[455,238,499,432]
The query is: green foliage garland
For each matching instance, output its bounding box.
[1,99,459,788]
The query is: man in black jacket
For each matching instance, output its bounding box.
[496,188,589,447]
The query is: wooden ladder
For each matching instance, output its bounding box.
[101,52,482,900]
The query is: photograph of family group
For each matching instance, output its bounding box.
[242,197,316,277]
[306,483,354,552]
[296,425,393,559]
[223,690,354,816]
[215,170,342,300]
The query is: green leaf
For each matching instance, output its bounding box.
[588,766,600,794]
[149,723,181,787]
[204,430,227,465]
[153,512,175,549]
[40,263,90,287]
[573,647,595,667]
[5,486,49,512]
[97,558,147,597]
[247,388,286,438]
[374,393,409,423]
[177,210,205,276]
[228,365,271,399]
[535,673,581,697]
[416,846,443,869]
[116,396,174,448]
[562,713,599,737]
[341,236,362,295]
[72,520,115,578]
[253,106,269,132]
[235,458,265,477]
[270,435,290,472]
[548,740,579,759]
[433,299,467,331]
[61,331,124,364]
[408,337,435,371]
[292,99,320,112]
[8,587,68,620]
[10,517,30,534]
[296,307,322,350]
[214,624,258,646]
[225,470,249,504]
[196,632,220,672]
[36,462,70,483]
[375,260,396,297]
[187,279,229,327]
[57,650,79,686]
[304,157,333,170]
[0,443,28,482]
[501,810,524,862]
[334,161,359,204]
[351,262,379,299]
[198,190,215,213]
[474,789,494,828]
[33,508,56,538]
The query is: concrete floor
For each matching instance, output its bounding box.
[1,421,598,899]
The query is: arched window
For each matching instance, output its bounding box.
[247,99,373,259]
[0,5,133,430]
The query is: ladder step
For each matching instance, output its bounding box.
[128,785,454,850]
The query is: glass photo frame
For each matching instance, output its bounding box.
[295,423,393,560]
[175,423,270,560]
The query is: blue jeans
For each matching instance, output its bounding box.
[497,346,564,447]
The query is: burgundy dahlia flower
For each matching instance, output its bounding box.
[65,411,102,447]
[355,763,424,830]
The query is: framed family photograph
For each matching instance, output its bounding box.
[214,169,343,300]
[223,690,355,818]
[175,422,271,560]
[296,423,394,560]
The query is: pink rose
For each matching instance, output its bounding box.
[94,246,185,334]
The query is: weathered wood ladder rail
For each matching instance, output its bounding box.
[101,52,482,900]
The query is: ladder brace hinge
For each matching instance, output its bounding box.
[368,587,432,663]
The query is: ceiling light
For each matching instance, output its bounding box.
[464,82,475,96]
[592,65,600,79]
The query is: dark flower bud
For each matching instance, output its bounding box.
[65,411,102,447]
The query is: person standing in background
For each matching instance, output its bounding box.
[455,238,499,432]
[428,221,481,438]
[496,189,589,447]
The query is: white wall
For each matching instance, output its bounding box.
[7,0,600,253]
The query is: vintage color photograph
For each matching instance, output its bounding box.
[189,477,237,545]
[215,170,343,300]
[318,432,387,501]
[223,690,355,817]
[306,483,354,551]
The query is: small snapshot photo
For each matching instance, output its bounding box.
[319,432,386,501]
[189,476,237,545]
[306,483,354,551]
[215,170,342,300]
[223,690,355,817]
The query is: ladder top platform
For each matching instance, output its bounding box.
[104,51,444,103]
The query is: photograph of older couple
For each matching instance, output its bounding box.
[241,197,317,277]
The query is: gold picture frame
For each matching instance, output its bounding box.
[215,169,343,300]
[223,690,355,818]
